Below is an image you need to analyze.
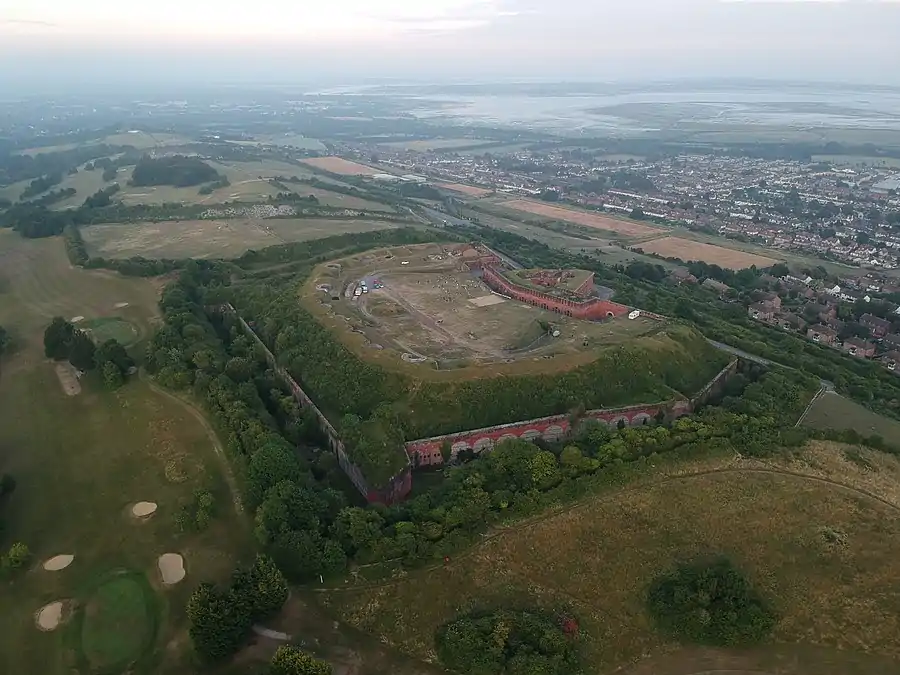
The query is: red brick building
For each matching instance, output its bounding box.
[406,402,691,466]
[481,266,630,320]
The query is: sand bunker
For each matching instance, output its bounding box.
[113,302,130,308]
[55,363,81,396]
[158,553,185,585]
[70,316,85,323]
[35,601,65,631]
[131,501,158,518]
[43,554,75,571]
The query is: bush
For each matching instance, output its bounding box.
[435,609,580,675]
[646,557,777,645]
[2,542,31,571]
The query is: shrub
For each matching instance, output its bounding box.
[646,557,777,645]
[435,609,580,675]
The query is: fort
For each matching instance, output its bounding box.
[225,243,739,506]
[456,242,631,321]
[481,266,630,321]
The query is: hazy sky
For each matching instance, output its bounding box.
[2,0,899,89]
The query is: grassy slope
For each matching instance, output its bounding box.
[321,442,900,674]
[0,233,252,675]
[802,391,900,445]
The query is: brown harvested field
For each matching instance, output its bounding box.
[321,443,900,674]
[81,218,399,259]
[437,182,493,196]
[637,236,779,269]
[300,156,382,176]
[502,199,663,238]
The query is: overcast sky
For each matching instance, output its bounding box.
[2,0,899,90]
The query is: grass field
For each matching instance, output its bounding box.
[0,232,252,675]
[635,236,780,270]
[300,157,383,176]
[801,392,900,446]
[285,185,396,212]
[79,571,156,671]
[321,443,900,674]
[82,317,141,346]
[499,199,663,238]
[82,218,402,259]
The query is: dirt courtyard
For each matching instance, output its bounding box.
[636,236,780,270]
[303,243,661,372]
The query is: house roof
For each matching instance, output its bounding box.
[809,323,837,336]
[844,337,875,349]
[860,313,891,329]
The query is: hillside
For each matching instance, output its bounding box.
[322,440,900,674]
[233,268,730,485]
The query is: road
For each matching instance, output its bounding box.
[707,339,835,391]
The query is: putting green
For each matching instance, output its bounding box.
[81,317,140,346]
[79,572,157,671]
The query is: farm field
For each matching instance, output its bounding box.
[300,156,383,176]
[82,218,401,259]
[801,391,900,446]
[635,236,780,269]
[226,133,327,151]
[322,443,900,674]
[15,131,192,157]
[437,182,493,196]
[499,199,663,238]
[0,231,251,675]
[302,243,666,378]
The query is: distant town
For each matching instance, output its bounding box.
[334,141,900,270]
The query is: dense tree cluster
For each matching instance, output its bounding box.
[43,317,96,370]
[20,171,63,199]
[43,317,134,382]
[198,176,231,195]
[647,558,777,645]
[129,155,222,187]
[0,143,125,185]
[187,554,288,662]
[269,646,332,675]
[82,183,121,208]
[26,187,76,207]
[0,474,16,543]
[435,609,581,675]
[144,267,353,582]
[0,325,9,356]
